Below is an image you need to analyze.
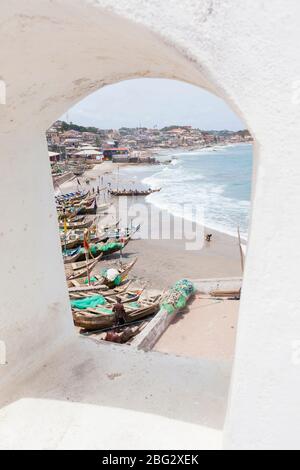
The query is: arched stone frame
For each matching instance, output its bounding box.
[1,0,299,450]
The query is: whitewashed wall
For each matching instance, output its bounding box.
[0,0,300,449]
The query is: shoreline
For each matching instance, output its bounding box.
[117,149,249,243]
[58,142,250,243]
[58,160,241,359]
[58,159,244,290]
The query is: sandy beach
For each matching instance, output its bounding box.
[59,161,241,359]
[59,160,242,287]
[61,169,242,285]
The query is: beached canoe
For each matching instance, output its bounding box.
[109,189,161,196]
[57,194,95,209]
[63,247,82,264]
[57,206,81,220]
[55,191,89,204]
[70,237,131,262]
[60,231,102,250]
[67,257,137,288]
[78,199,97,215]
[64,254,103,281]
[59,217,95,230]
[69,287,143,305]
[72,298,160,331]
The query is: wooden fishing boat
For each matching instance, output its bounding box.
[57,198,95,215]
[59,217,95,230]
[56,191,88,204]
[64,254,103,281]
[78,199,97,215]
[68,279,133,295]
[72,298,160,331]
[66,215,86,223]
[72,236,131,262]
[69,287,143,304]
[63,247,82,264]
[61,231,102,250]
[109,188,161,197]
[101,224,141,242]
[72,195,96,208]
[68,257,137,288]
[102,288,143,304]
[57,206,81,219]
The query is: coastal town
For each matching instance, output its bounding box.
[47,120,252,175]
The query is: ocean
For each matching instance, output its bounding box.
[117,143,253,239]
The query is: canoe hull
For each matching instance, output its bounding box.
[73,303,159,331]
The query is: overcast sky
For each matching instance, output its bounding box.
[61,78,244,130]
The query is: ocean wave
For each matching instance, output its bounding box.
[146,177,250,239]
[147,190,249,239]
[122,144,252,239]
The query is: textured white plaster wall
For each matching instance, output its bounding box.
[0,0,300,449]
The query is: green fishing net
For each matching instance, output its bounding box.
[113,274,122,286]
[71,294,106,310]
[100,269,122,286]
[161,302,175,314]
[161,279,195,315]
[84,276,98,284]
[92,307,114,315]
[127,302,141,309]
[80,242,123,257]
[98,242,123,253]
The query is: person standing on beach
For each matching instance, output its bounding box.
[113,298,127,326]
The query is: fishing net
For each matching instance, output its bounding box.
[161,279,195,315]
[101,268,122,286]
[92,307,114,315]
[89,245,99,256]
[71,294,107,310]
[127,302,141,309]
[98,242,124,253]
[84,276,98,284]
[113,275,122,286]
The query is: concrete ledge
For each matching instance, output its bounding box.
[193,277,243,294]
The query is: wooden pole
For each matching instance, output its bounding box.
[84,229,91,285]
[119,234,123,265]
[237,226,244,274]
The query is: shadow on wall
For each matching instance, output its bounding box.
[2,340,232,431]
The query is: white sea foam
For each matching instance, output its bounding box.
[139,145,252,239]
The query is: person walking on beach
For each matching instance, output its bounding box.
[113,298,127,326]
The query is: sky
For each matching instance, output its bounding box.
[61,78,244,130]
